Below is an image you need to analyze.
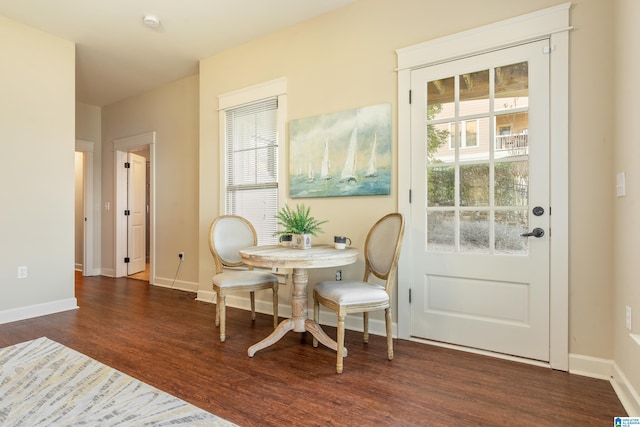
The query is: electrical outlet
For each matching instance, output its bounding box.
[178,252,184,261]
[17,266,27,279]
[335,270,342,281]
[626,306,632,331]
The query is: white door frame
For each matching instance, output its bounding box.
[396,3,570,370]
[113,132,156,281]
[75,139,94,276]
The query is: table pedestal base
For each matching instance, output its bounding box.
[247,267,347,358]
[247,318,348,357]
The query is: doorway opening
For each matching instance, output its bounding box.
[75,140,95,276]
[113,132,156,283]
[125,150,150,281]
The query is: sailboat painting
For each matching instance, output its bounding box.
[289,103,391,198]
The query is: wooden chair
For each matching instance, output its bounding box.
[208,215,279,342]
[313,213,405,373]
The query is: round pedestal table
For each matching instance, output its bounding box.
[239,244,358,357]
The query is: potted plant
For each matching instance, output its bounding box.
[275,204,327,249]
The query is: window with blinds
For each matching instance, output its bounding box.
[224,97,279,245]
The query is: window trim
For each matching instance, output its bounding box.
[218,78,288,220]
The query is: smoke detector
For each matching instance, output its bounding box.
[143,15,161,29]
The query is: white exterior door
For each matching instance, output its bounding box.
[409,40,550,361]
[127,152,147,275]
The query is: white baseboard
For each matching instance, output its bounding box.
[612,362,640,417]
[569,353,640,417]
[152,276,199,292]
[0,298,78,325]
[101,268,115,277]
[75,266,101,276]
[95,271,197,292]
[568,353,613,380]
[87,268,101,276]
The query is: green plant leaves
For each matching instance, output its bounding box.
[275,204,327,237]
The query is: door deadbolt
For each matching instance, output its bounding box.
[532,206,545,216]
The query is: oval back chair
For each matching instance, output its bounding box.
[313,213,405,373]
[208,215,279,342]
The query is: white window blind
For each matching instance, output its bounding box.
[224,97,279,245]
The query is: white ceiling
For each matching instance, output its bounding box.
[0,0,355,107]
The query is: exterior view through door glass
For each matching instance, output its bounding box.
[410,40,550,361]
[427,63,530,254]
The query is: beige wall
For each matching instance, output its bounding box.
[613,0,640,408]
[0,15,76,313]
[101,75,199,285]
[567,1,616,357]
[76,103,101,143]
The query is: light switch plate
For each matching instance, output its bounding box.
[17,266,27,279]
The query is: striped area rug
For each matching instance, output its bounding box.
[0,337,236,426]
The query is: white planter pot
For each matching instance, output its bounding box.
[291,233,312,249]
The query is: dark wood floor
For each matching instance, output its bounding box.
[0,273,627,426]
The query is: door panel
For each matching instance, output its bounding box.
[410,40,550,361]
[128,152,147,275]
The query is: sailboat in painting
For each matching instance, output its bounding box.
[364,134,378,178]
[320,139,332,180]
[308,161,315,182]
[340,125,358,183]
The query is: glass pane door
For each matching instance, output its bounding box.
[426,62,530,255]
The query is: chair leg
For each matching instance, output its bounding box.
[363,312,369,343]
[250,291,256,321]
[218,293,227,342]
[272,286,278,330]
[385,307,393,360]
[214,291,220,327]
[336,314,346,374]
[312,295,319,348]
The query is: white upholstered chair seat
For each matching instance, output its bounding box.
[214,270,278,288]
[314,281,388,306]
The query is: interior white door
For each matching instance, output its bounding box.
[127,152,147,275]
[409,40,550,361]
